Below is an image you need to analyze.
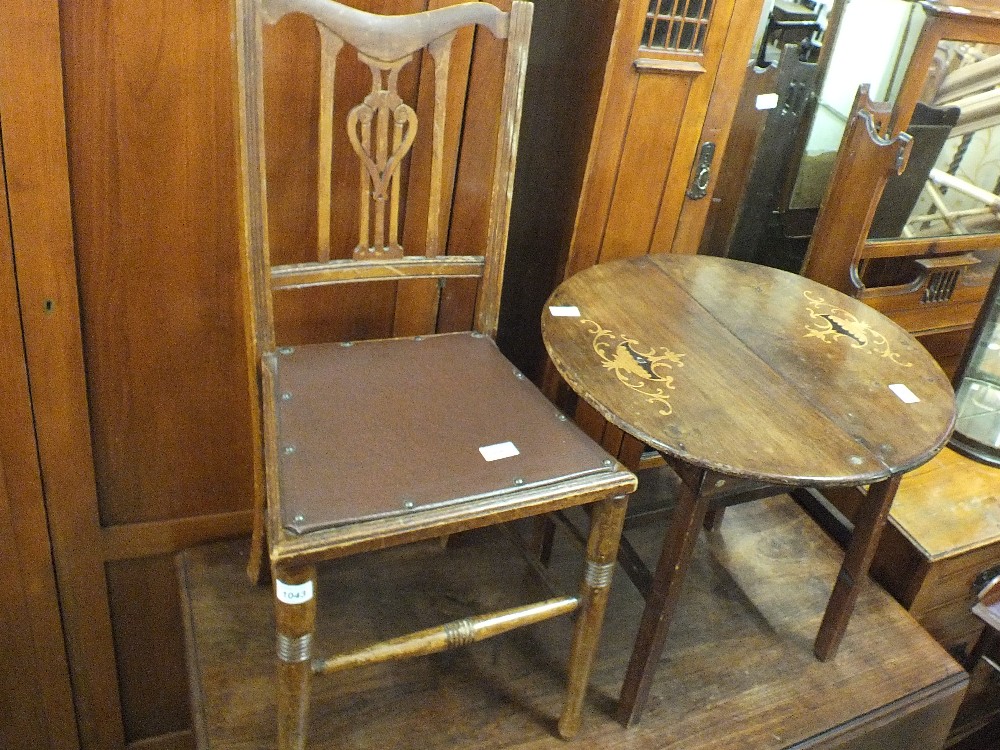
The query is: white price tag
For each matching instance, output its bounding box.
[479,441,520,462]
[756,92,779,110]
[889,383,920,404]
[548,305,581,317]
[276,580,314,605]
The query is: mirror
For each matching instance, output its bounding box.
[790,0,924,210]
[868,39,1000,240]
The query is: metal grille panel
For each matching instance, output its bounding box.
[642,0,714,54]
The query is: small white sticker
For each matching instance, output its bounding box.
[756,92,779,110]
[889,383,920,404]
[479,441,520,462]
[548,305,581,317]
[276,580,314,604]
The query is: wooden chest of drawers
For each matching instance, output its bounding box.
[861,449,1000,743]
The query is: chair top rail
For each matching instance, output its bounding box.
[260,0,510,59]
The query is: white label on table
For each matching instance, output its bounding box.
[479,441,520,461]
[756,92,780,110]
[889,383,921,404]
[276,580,314,605]
[548,305,581,317]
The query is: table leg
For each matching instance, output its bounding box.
[617,465,710,727]
[814,475,901,661]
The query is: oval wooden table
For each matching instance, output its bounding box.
[541,254,957,727]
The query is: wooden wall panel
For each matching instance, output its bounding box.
[598,73,692,264]
[60,0,253,527]
[0,0,124,745]
[0,138,78,749]
[106,557,192,744]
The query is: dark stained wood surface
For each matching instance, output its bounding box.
[542,254,956,487]
[181,491,967,749]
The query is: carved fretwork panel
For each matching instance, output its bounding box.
[312,20,459,263]
[347,54,417,260]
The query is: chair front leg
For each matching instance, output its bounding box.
[557,493,629,739]
[274,564,318,750]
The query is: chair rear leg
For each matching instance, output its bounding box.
[274,564,318,750]
[557,494,629,739]
[247,506,269,584]
[530,515,557,566]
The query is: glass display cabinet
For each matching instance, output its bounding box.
[951,270,1000,466]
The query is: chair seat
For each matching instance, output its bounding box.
[272,331,615,535]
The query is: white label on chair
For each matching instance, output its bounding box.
[889,383,921,404]
[548,305,580,317]
[756,92,779,110]
[276,580,314,605]
[479,441,520,461]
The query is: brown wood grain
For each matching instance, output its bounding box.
[0,159,77,750]
[61,0,254,528]
[562,0,648,278]
[596,73,691,264]
[0,0,125,746]
[393,0,476,337]
[647,0,747,257]
[544,255,955,485]
[671,0,768,255]
[106,556,193,743]
[0,466,57,749]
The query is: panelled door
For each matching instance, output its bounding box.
[557,0,767,464]
[0,0,254,746]
[564,0,767,278]
[0,105,79,750]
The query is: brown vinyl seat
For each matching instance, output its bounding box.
[232,1,637,747]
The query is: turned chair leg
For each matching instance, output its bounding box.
[558,494,629,739]
[274,565,318,750]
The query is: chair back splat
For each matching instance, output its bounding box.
[237,0,531,358]
[231,2,636,748]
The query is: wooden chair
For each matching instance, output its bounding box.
[233,1,637,747]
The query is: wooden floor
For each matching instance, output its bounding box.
[181,486,967,750]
